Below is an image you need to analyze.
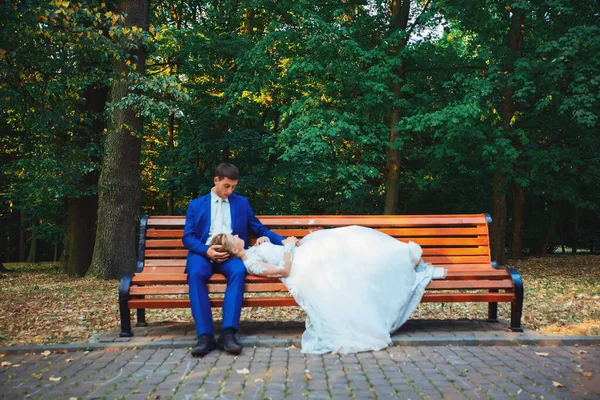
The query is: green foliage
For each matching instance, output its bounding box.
[2,0,599,260]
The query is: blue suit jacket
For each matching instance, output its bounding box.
[183,193,283,260]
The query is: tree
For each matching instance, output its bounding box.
[88,0,150,279]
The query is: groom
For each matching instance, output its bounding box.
[183,162,284,357]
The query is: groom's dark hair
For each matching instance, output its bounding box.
[215,162,240,180]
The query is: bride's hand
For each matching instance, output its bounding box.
[283,236,299,246]
[255,236,269,245]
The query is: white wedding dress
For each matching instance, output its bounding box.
[243,225,446,354]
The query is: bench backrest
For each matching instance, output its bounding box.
[139,214,493,274]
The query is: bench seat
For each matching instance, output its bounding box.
[119,214,524,337]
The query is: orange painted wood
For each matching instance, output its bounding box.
[421,293,515,302]
[148,214,489,227]
[258,214,488,226]
[145,239,185,248]
[393,238,490,246]
[130,282,288,295]
[132,274,187,284]
[144,259,187,267]
[426,280,514,290]
[128,297,298,308]
[146,229,185,237]
[421,256,491,264]
[138,266,186,273]
[145,249,187,257]
[421,248,489,256]
[443,271,511,280]
[144,227,490,238]
[147,217,186,225]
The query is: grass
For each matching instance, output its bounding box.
[0,255,599,346]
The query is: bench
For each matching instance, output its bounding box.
[119,214,524,337]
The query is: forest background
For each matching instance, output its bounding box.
[1,0,599,280]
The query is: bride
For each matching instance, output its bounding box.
[211,226,446,354]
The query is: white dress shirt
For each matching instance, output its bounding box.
[206,188,232,245]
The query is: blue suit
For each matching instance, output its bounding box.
[183,192,283,337]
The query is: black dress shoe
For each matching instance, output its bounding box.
[191,334,216,358]
[217,333,242,355]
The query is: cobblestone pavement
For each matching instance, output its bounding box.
[1,344,599,400]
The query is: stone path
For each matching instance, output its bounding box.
[1,319,599,399]
[1,344,598,399]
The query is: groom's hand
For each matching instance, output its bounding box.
[207,245,229,263]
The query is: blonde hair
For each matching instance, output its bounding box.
[210,233,236,254]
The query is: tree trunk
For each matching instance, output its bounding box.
[491,173,507,265]
[88,0,149,279]
[26,223,36,263]
[64,82,107,276]
[542,200,558,255]
[492,7,525,265]
[384,0,410,215]
[65,195,99,276]
[18,210,25,262]
[167,112,175,215]
[508,183,525,259]
[572,207,578,254]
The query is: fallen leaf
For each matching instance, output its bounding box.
[582,372,592,377]
[41,350,51,357]
[305,373,312,381]
[552,381,564,388]
[0,354,5,358]
[288,344,296,349]
[49,376,62,382]
[55,349,68,354]
[236,368,249,375]
[517,389,523,395]
[11,364,21,368]
[31,373,43,379]
[66,358,74,363]
[535,352,550,357]
[70,398,78,400]
[254,378,264,383]
[574,350,588,355]
[1,361,11,367]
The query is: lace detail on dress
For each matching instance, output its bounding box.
[276,242,296,271]
[243,247,265,275]
[243,242,288,277]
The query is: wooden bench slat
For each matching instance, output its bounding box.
[130,282,289,295]
[146,229,186,237]
[130,279,513,296]
[129,292,516,309]
[128,297,298,308]
[146,215,490,227]
[426,280,514,290]
[422,256,491,264]
[137,264,502,274]
[421,293,515,302]
[259,215,489,226]
[145,227,490,238]
[143,246,492,258]
[144,236,490,249]
[146,240,184,248]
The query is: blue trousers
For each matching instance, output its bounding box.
[186,252,247,337]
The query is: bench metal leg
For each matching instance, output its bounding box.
[136,308,147,327]
[119,273,134,337]
[507,268,524,332]
[487,289,499,322]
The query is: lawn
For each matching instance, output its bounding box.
[0,255,599,346]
